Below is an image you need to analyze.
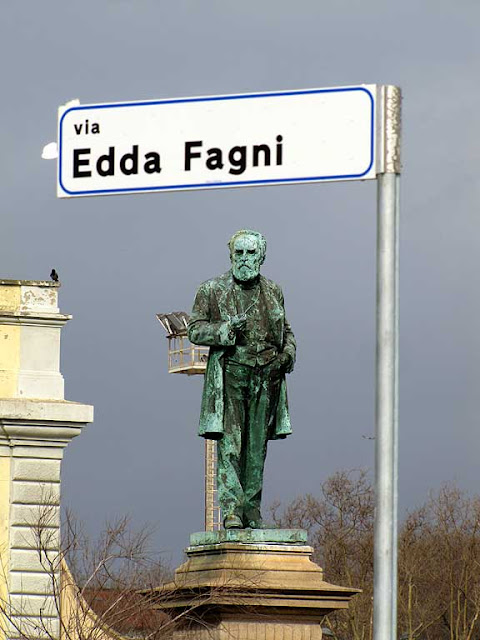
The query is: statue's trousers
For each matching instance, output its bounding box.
[218,361,281,523]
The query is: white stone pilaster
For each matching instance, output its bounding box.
[0,407,92,639]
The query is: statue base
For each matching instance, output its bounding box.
[151,531,359,639]
[189,527,308,546]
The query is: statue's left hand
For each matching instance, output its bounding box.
[264,353,293,380]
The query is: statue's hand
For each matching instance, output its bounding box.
[229,314,247,332]
[264,353,293,380]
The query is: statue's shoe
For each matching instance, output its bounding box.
[224,514,243,529]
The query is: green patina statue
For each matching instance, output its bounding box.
[188,230,296,530]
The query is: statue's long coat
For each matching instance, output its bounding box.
[187,271,296,440]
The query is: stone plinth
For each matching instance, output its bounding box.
[151,531,359,639]
[190,528,308,546]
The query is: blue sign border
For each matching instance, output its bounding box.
[58,87,375,196]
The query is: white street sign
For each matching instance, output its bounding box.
[57,85,377,198]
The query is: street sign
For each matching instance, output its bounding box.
[57,85,377,198]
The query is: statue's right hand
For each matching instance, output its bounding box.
[229,314,247,332]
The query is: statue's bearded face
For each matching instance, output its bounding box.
[231,234,262,282]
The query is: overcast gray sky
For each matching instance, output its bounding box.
[2,1,480,563]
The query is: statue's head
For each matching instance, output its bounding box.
[228,229,266,282]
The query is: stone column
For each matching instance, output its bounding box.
[0,280,93,640]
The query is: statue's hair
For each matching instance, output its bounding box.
[228,230,267,264]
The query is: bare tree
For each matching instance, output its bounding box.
[0,505,274,640]
[398,485,480,640]
[60,511,172,639]
[8,472,480,640]
[272,473,480,640]
[0,505,174,640]
[271,469,374,640]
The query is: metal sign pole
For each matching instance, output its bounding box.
[373,86,401,640]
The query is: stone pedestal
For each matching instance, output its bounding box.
[153,530,359,640]
[0,281,93,640]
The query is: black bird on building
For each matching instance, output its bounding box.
[50,269,59,282]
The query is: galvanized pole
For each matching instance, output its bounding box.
[373,85,401,640]
[391,170,400,640]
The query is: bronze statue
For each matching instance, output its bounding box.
[188,230,296,529]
